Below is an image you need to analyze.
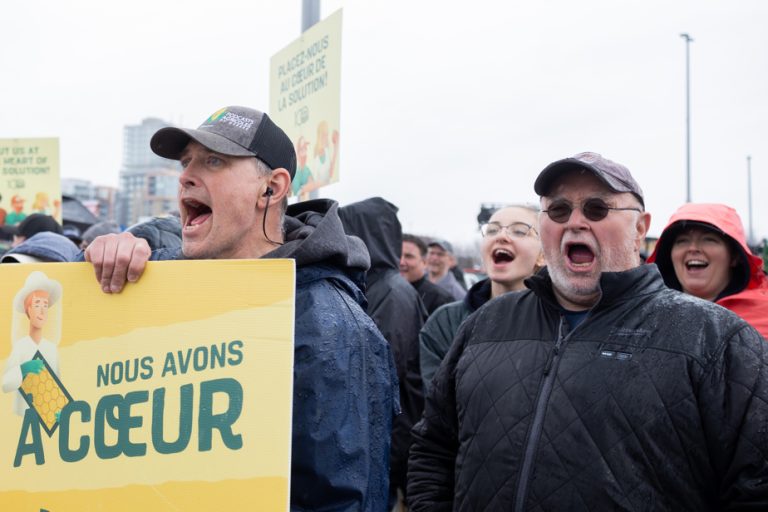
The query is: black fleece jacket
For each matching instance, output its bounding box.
[409,264,768,511]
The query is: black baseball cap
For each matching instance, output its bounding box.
[150,106,297,179]
[13,214,62,238]
[534,152,644,206]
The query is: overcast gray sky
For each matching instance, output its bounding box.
[2,0,766,245]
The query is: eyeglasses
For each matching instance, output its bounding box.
[480,222,537,239]
[542,198,642,223]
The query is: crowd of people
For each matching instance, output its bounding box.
[2,105,767,510]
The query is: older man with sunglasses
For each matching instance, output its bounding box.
[408,152,768,511]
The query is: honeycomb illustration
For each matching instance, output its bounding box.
[20,365,70,432]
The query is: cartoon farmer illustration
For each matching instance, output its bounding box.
[2,271,62,419]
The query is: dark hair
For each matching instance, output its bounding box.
[81,221,121,245]
[402,233,428,257]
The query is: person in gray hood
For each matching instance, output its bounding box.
[81,106,399,511]
[339,197,427,507]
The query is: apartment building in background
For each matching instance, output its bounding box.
[117,117,180,227]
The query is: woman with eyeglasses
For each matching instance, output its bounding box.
[419,204,545,393]
[647,203,768,337]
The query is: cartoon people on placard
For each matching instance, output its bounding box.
[292,121,340,200]
[312,120,339,186]
[31,191,61,219]
[5,195,27,226]
[292,136,315,201]
[2,271,63,421]
[1,193,61,226]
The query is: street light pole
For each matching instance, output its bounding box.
[680,33,693,203]
[302,0,320,199]
[748,155,754,246]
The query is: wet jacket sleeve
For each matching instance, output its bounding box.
[408,316,473,511]
[366,276,427,495]
[699,324,768,510]
[290,277,397,512]
[419,303,466,395]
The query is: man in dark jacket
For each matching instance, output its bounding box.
[401,233,454,315]
[408,152,768,511]
[339,197,427,507]
[83,106,399,511]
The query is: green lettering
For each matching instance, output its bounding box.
[161,352,177,377]
[59,401,91,462]
[120,391,148,457]
[178,349,192,374]
[14,408,44,467]
[96,363,109,387]
[94,394,122,459]
[193,346,208,371]
[198,378,243,452]
[152,385,193,454]
[210,342,226,368]
[227,340,243,366]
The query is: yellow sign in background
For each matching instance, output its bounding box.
[270,9,343,200]
[0,260,295,511]
[0,138,62,225]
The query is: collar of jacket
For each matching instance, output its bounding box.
[525,264,665,312]
[464,277,492,312]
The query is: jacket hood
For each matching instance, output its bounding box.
[127,216,182,252]
[338,197,402,281]
[265,198,371,274]
[647,203,766,297]
[2,232,80,263]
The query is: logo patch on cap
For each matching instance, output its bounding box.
[219,111,254,131]
[206,108,228,124]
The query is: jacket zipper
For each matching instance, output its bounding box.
[514,317,568,512]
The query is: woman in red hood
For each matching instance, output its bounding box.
[648,203,768,338]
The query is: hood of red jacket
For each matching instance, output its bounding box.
[647,203,767,297]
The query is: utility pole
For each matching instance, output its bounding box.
[303,0,320,199]
[680,33,693,202]
[302,0,320,32]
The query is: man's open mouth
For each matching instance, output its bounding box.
[567,243,595,266]
[182,198,212,228]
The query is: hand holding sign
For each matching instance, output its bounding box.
[85,232,151,293]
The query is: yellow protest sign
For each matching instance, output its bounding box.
[0,138,62,226]
[0,260,295,511]
[270,9,343,200]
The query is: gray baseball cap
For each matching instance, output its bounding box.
[150,106,297,179]
[534,152,644,206]
[428,239,454,254]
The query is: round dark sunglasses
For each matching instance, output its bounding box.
[542,198,642,223]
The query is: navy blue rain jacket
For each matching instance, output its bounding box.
[116,199,398,511]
